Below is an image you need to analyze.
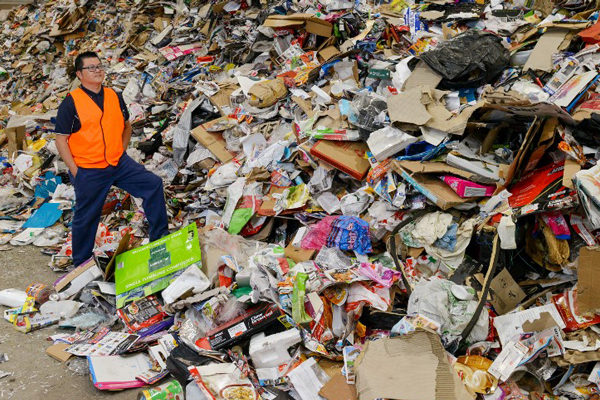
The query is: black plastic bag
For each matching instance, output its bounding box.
[420,30,510,89]
[573,113,600,147]
[165,341,222,385]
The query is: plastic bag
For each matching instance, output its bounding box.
[420,30,510,89]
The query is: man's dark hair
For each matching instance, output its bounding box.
[74,51,100,71]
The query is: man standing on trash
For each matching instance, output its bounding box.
[54,51,169,267]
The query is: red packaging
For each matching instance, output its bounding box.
[579,21,600,44]
[116,295,168,332]
[552,289,600,332]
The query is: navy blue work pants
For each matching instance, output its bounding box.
[69,154,169,266]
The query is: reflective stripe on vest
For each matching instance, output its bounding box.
[68,87,124,168]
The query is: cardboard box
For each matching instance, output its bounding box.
[195,303,289,350]
[115,224,202,304]
[317,46,341,63]
[310,140,370,180]
[54,258,103,298]
[190,123,234,163]
[46,343,73,362]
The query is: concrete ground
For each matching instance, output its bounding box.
[0,246,133,400]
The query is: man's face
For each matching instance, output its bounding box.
[76,57,105,86]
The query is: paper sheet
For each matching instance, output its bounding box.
[493,304,566,345]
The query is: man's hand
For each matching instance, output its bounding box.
[55,135,78,179]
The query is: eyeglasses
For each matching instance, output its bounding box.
[80,65,104,72]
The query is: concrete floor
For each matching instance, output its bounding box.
[0,246,133,400]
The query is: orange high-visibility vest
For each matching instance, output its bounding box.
[68,87,124,168]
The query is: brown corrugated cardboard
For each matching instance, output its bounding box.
[523,117,557,173]
[523,29,569,72]
[318,46,341,63]
[6,125,25,159]
[263,14,332,37]
[46,343,73,362]
[489,268,526,315]
[355,330,473,400]
[386,86,479,135]
[284,242,316,263]
[391,162,475,210]
[563,158,581,189]
[54,257,99,292]
[310,140,370,180]
[190,124,235,163]
[576,246,600,314]
[319,372,357,400]
[305,18,333,37]
[404,61,443,90]
[394,160,497,184]
[209,80,240,116]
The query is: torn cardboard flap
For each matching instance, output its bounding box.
[391,163,475,210]
[539,20,591,29]
[5,125,25,160]
[209,80,240,116]
[563,158,581,189]
[319,371,357,400]
[262,14,333,37]
[404,61,443,90]
[480,88,576,125]
[523,28,570,72]
[314,105,350,131]
[488,268,526,315]
[355,330,473,400]
[576,246,600,314]
[394,160,497,184]
[190,124,235,163]
[387,86,480,135]
[522,311,559,332]
[318,46,341,63]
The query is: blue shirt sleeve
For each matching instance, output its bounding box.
[54,95,79,135]
[116,91,130,122]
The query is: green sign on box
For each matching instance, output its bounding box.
[115,223,201,296]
